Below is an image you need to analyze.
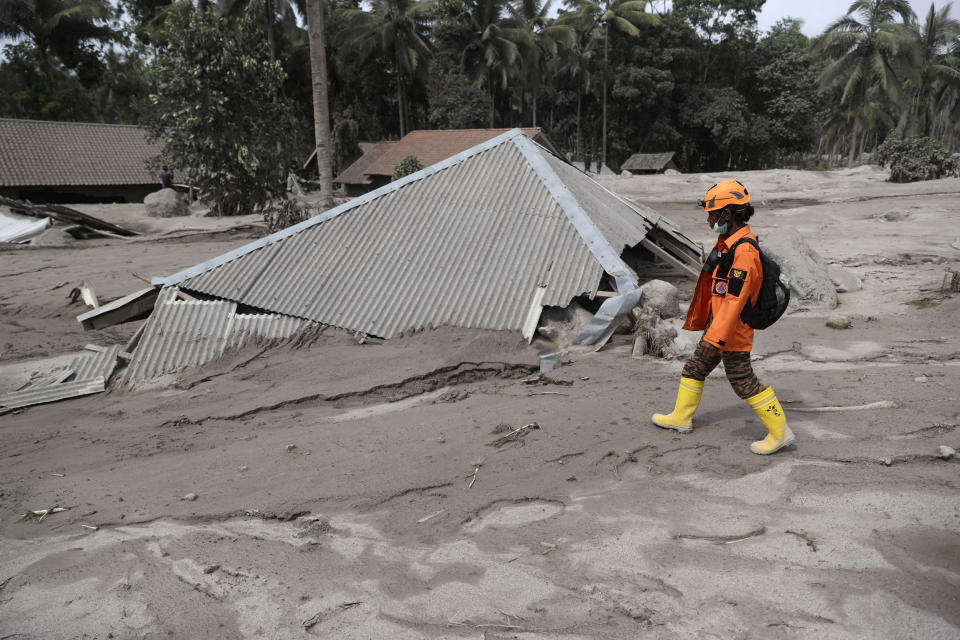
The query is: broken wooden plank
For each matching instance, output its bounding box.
[0,196,140,237]
[77,287,159,331]
[640,238,700,280]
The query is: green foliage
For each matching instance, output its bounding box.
[392,155,423,179]
[426,56,490,128]
[0,0,135,121]
[5,0,960,181]
[749,19,823,160]
[261,197,313,233]
[147,2,298,216]
[875,136,960,182]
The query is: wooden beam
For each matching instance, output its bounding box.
[77,287,159,331]
[641,238,700,281]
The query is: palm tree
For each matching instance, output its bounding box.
[335,0,432,137]
[0,0,119,93]
[558,0,655,168]
[506,0,574,126]
[461,0,533,127]
[217,0,292,61]
[899,2,960,137]
[554,6,595,159]
[306,0,334,208]
[817,0,915,165]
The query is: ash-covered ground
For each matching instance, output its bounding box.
[1,167,958,639]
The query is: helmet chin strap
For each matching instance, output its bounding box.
[725,210,746,233]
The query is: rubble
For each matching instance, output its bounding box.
[828,264,862,293]
[0,196,140,239]
[825,314,853,329]
[759,226,838,308]
[638,279,681,319]
[144,188,189,218]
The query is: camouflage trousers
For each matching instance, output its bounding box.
[681,339,763,399]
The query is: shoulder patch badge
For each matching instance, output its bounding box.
[728,268,747,296]
[713,279,728,296]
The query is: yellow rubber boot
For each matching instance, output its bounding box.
[651,377,704,434]
[747,386,795,454]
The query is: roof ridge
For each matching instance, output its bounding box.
[0,118,146,130]
[511,135,637,292]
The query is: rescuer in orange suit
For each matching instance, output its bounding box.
[651,179,795,455]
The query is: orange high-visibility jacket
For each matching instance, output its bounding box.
[682,225,762,352]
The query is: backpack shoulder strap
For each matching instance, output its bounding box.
[729,237,758,251]
[717,237,758,276]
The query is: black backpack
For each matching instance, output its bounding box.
[717,237,790,330]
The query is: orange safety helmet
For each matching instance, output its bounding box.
[698,179,751,212]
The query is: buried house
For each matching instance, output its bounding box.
[113,129,701,382]
[0,118,161,203]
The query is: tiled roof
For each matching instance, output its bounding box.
[0,118,160,187]
[363,128,556,177]
[334,141,396,185]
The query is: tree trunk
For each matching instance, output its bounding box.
[847,117,860,168]
[265,0,276,62]
[397,71,406,137]
[488,71,495,128]
[576,86,582,160]
[532,90,537,128]
[602,24,608,171]
[395,39,406,137]
[306,0,334,209]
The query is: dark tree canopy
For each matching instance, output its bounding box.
[2,0,958,179]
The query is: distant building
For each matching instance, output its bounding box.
[334,128,560,195]
[0,119,162,203]
[621,151,680,175]
[331,141,397,196]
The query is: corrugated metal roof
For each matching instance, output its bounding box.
[229,313,305,349]
[0,344,121,411]
[123,288,304,384]
[0,210,50,243]
[0,378,106,411]
[70,345,122,382]
[153,129,698,341]
[540,151,654,257]
[123,288,238,383]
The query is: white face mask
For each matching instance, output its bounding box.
[712,220,729,234]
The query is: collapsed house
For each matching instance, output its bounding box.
[136,128,700,377]
[622,152,681,175]
[3,129,701,410]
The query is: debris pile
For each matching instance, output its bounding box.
[0,196,140,243]
[0,344,123,413]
